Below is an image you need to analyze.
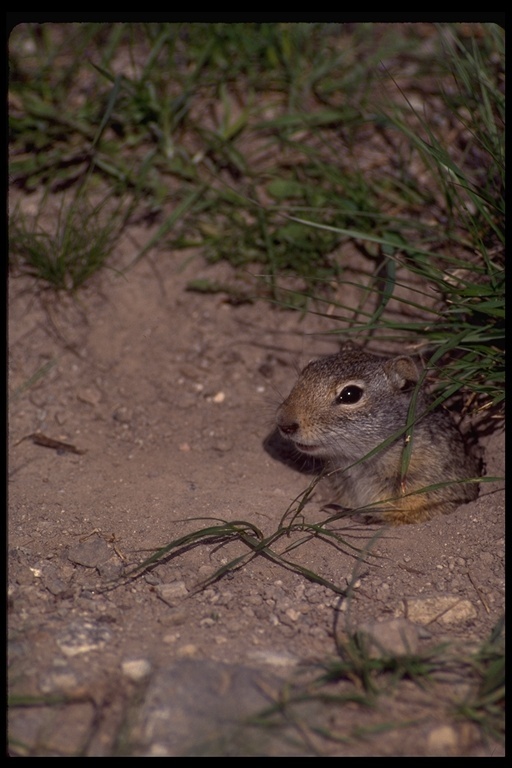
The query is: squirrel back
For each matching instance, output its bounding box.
[276,344,480,524]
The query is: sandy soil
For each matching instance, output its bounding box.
[8,226,504,756]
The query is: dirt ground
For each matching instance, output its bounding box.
[7,217,505,756]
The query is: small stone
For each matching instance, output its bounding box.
[122,659,152,681]
[150,743,169,756]
[56,619,112,656]
[77,387,102,406]
[211,437,233,452]
[426,724,459,755]
[155,581,189,606]
[355,618,419,658]
[248,650,298,667]
[39,670,79,693]
[176,644,198,657]
[97,557,124,580]
[68,537,112,568]
[112,406,132,424]
[403,595,477,625]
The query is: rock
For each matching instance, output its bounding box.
[426,724,459,755]
[155,581,189,606]
[68,537,112,569]
[355,618,419,657]
[56,619,112,657]
[134,660,283,755]
[402,595,478,625]
[34,560,74,596]
[77,387,102,406]
[122,659,152,682]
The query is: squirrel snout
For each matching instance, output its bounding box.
[277,417,299,436]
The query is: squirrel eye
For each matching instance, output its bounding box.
[336,385,363,404]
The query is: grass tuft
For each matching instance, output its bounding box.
[244,616,505,753]
[9,192,125,291]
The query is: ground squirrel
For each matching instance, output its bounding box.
[276,344,480,525]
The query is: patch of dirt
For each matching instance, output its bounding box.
[8,232,504,756]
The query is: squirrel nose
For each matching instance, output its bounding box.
[278,420,299,436]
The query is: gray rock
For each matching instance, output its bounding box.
[134,659,284,756]
[68,537,112,569]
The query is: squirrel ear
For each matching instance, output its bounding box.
[384,356,419,390]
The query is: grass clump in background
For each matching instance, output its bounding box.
[9,21,504,413]
[9,193,125,292]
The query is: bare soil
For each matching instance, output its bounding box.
[8,224,505,756]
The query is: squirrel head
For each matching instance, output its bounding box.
[276,345,421,462]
